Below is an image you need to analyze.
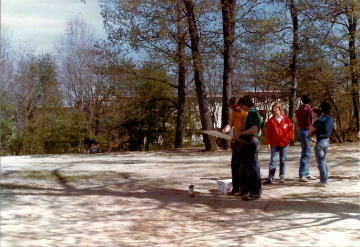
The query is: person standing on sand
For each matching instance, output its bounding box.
[221,97,248,196]
[295,93,317,182]
[263,103,293,184]
[309,102,333,187]
[234,96,262,201]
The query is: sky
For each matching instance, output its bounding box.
[1,0,107,54]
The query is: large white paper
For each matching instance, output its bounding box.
[201,130,233,140]
[201,130,250,144]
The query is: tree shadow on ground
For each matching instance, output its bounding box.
[2,173,358,216]
[1,168,359,247]
[2,146,359,246]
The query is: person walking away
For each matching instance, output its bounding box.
[264,103,293,184]
[309,102,333,187]
[221,97,248,196]
[296,93,317,182]
[234,96,262,201]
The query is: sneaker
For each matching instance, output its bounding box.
[263,178,273,184]
[314,182,328,187]
[242,194,261,201]
[299,177,308,182]
[306,174,317,180]
[279,177,285,183]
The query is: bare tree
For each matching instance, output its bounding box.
[99,0,190,148]
[55,17,96,111]
[1,28,15,153]
[55,16,112,137]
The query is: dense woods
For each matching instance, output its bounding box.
[1,0,359,155]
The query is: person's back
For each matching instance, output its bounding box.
[296,104,312,129]
[231,110,248,133]
[309,102,333,187]
[313,114,333,141]
[296,93,316,182]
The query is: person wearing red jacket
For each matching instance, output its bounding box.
[264,103,294,184]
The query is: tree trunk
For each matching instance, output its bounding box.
[183,0,218,151]
[220,0,236,150]
[175,2,186,148]
[288,0,299,146]
[324,84,344,141]
[333,128,342,143]
[347,3,359,131]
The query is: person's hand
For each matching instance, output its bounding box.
[233,132,241,139]
[267,144,271,150]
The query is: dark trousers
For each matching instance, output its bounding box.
[231,141,249,193]
[244,137,262,196]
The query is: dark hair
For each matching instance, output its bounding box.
[301,93,312,104]
[84,138,92,144]
[238,95,254,108]
[320,102,331,114]
[312,108,322,117]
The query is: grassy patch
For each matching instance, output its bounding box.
[1,170,55,180]
[0,183,40,189]
[62,171,120,182]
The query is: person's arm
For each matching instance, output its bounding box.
[88,143,96,154]
[233,125,258,139]
[309,126,316,136]
[222,121,234,133]
[296,115,300,129]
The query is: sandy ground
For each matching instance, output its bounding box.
[1,143,359,247]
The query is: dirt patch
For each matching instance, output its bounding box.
[1,143,359,246]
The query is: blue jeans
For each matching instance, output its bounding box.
[314,138,329,183]
[244,137,261,196]
[299,129,311,177]
[268,145,289,179]
[90,148,99,154]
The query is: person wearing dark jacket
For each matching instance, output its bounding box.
[84,138,99,154]
[264,103,293,184]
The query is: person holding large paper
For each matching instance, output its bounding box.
[234,96,262,201]
[220,97,248,196]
